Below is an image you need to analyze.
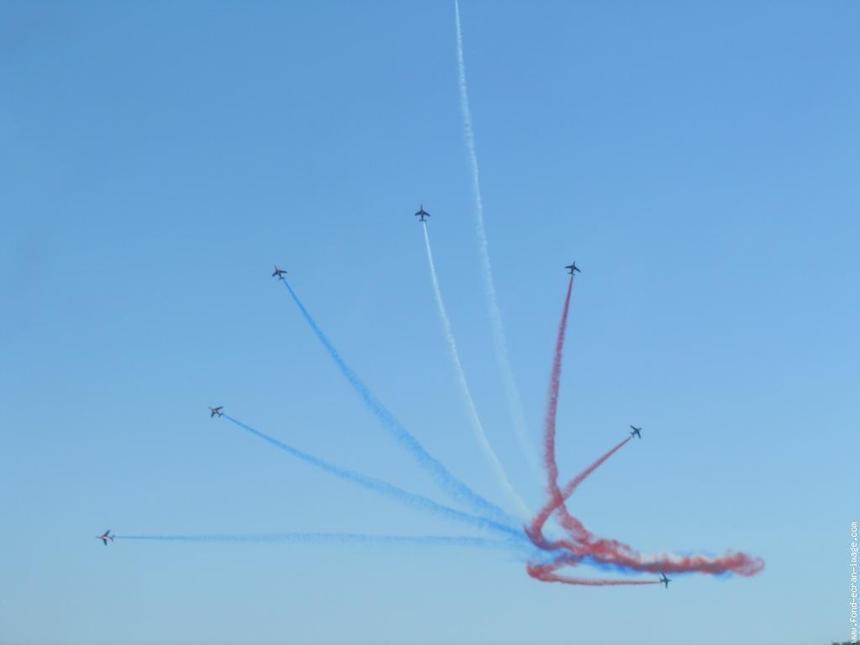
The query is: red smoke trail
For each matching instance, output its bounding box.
[527,556,658,586]
[577,539,764,576]
[528,435,632,546]
[535,529,765,578]
[526,275,765,584]
[531,273,605,547]
[541,275,573,517]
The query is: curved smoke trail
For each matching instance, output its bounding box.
[222,414,522,541]
[453,0,540,483]
[525,276,765,583]
[527,559,659,587]
[421,221,529,518]
[278,279,515,528]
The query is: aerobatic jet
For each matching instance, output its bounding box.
[629,425,642,439]
[415,205,430,222]
[272,265,287,280]
[659,572,671,588]
[209,406,224,418]
[565,262,581,275]
[97,530,114,546]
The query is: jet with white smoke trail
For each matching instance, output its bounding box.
[420,218,529,518]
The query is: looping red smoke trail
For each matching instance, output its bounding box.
[528,559,658,586]
[525,275,765,586]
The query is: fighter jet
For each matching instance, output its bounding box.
[209,406,224,418]
[272,265,287,280]
[659,572,671,589]
[415,205,430,222]
[565,261,581,275]
[97,530,114,546]
[629,425,642,439]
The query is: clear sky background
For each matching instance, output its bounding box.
[1,1,858,644]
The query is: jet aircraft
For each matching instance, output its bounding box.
[272,265,287,280]
[415,205,430,222]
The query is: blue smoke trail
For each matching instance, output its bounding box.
[222,414,523,542]
[278,279,515,527]
[115,532,522,551]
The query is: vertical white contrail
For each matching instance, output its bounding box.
[422,221,530,518]
[453,0,541,483]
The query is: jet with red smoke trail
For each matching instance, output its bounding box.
[629,425,642,439]
[565,261,581,275]
[525,271,765,585]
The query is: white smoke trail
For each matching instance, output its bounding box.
[422,221,529,518]
[453,0,541,482]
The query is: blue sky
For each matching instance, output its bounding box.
[1,1,857,643]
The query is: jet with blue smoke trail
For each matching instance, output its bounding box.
[217,413,523,542]
[114,532,528,553]
[96,530,114,546]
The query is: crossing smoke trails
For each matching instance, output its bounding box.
[453,0,540,483]
[528,436,632,546]
[279,278,515,528]
[421,221,529,518]
[116,1,764,591]
[523,276,765,585]
[120,275,763,586]
[221,414,522,541]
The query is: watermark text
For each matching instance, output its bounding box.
[851,520,857,644]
